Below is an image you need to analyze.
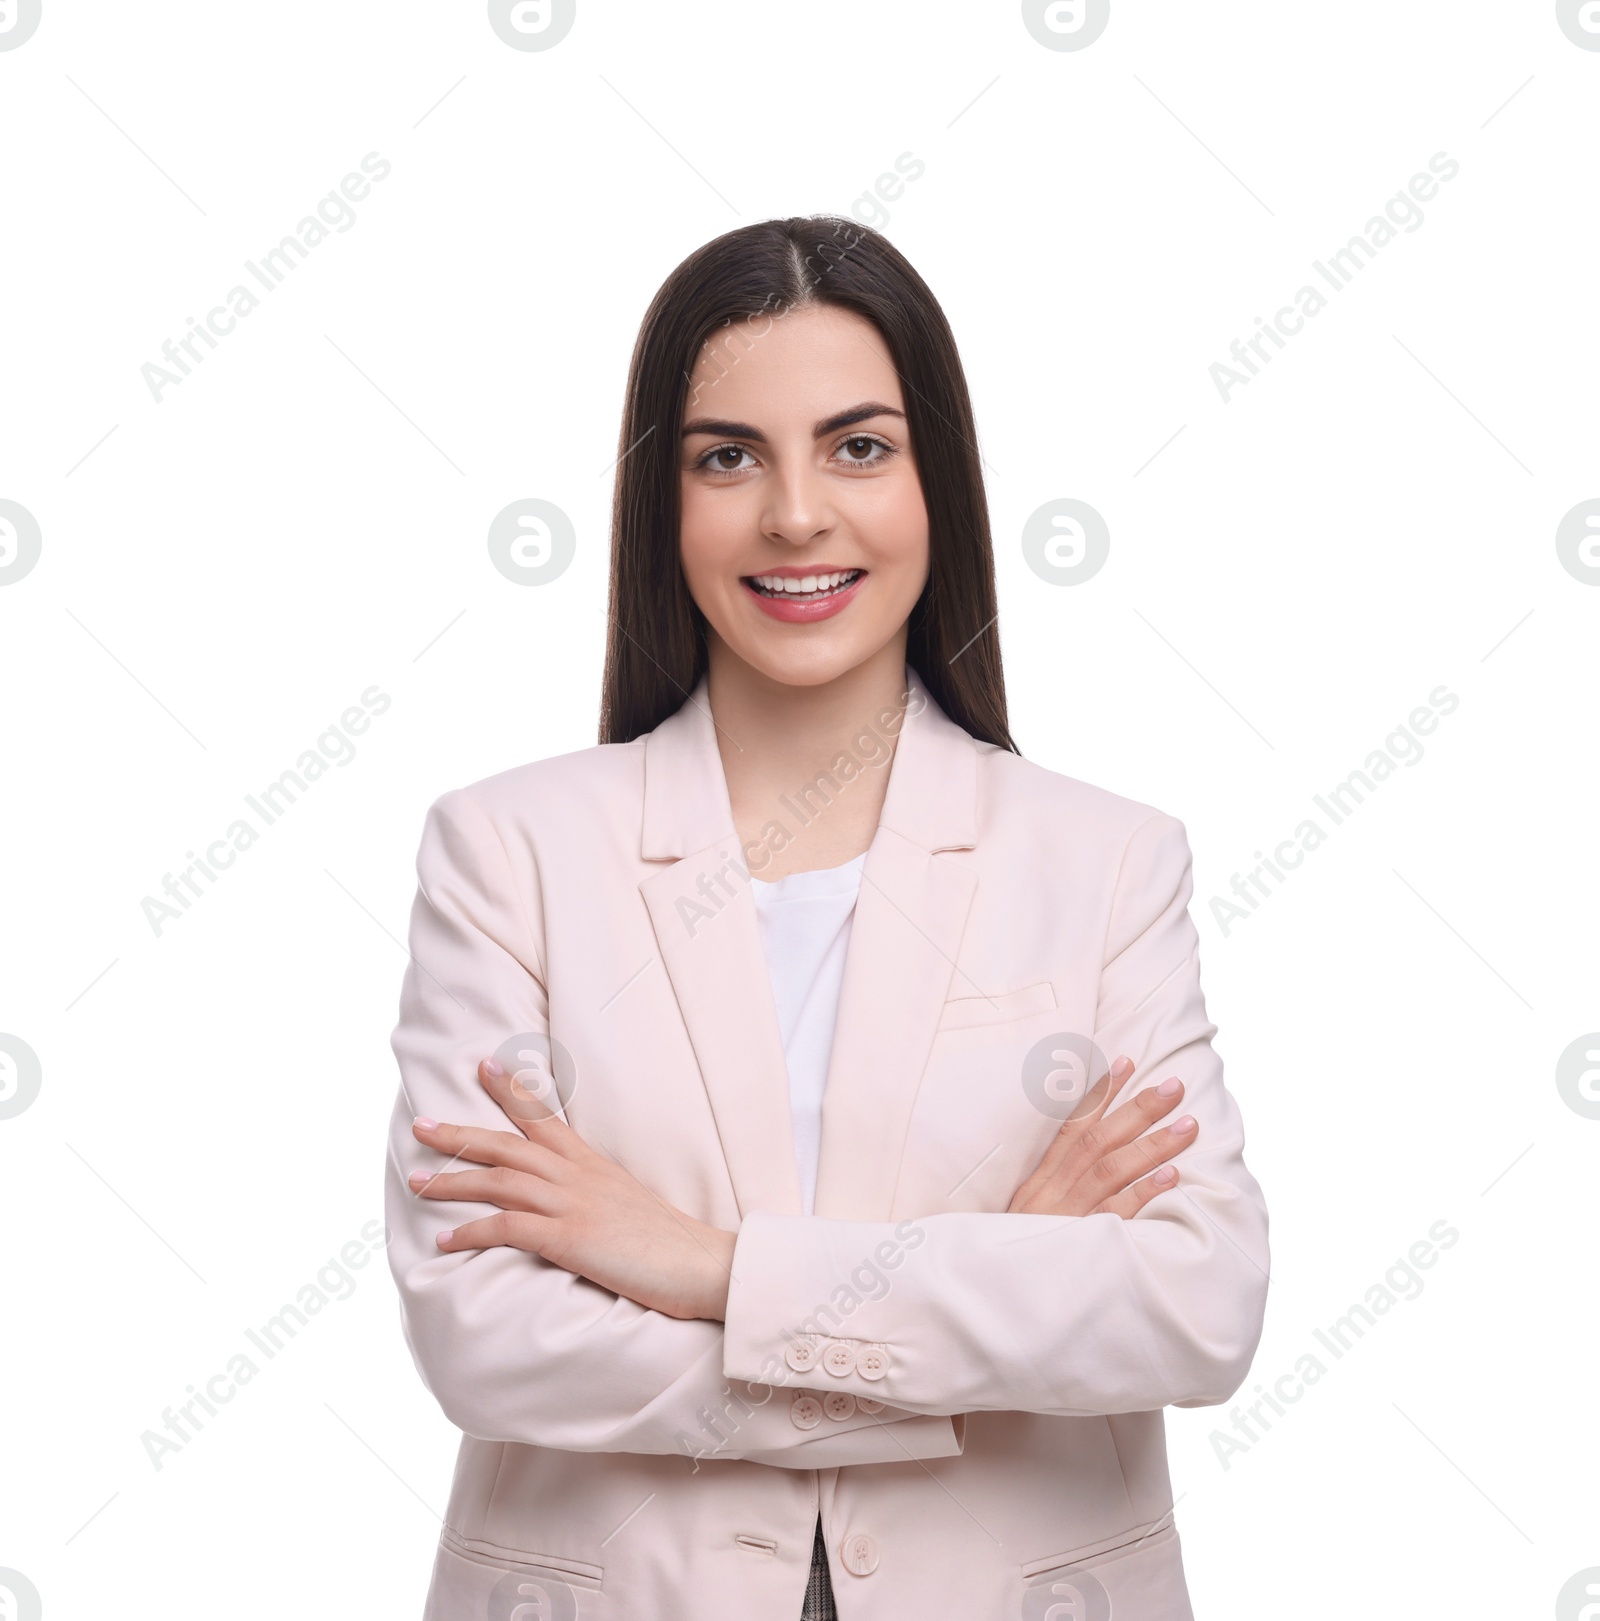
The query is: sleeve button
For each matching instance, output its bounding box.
[790,1394,823,1430]
[823,1392,856,1421]
[856,1344,890,1381]
[821,1339,857,1377]
[783,1336,821,1373]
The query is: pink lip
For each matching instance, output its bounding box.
[741,569,866,623]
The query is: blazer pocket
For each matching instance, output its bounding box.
[1020,1510,1177,1581]
[440,1526,605,1589]
[936,979,1057,1032]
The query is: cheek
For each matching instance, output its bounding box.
[867,479,930,584]
[678,484,739,590]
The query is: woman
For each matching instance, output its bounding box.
[385,216,1269,1620]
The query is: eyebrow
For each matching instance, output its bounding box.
[680,401,906,442]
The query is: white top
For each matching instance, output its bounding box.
[748,852,868,1216]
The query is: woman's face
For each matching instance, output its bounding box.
[678,303,930,690]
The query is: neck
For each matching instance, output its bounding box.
[705,635,911,877]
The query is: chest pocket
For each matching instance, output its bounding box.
[936,979,1057,1032]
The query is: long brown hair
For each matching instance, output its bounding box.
[599,215,1015,752]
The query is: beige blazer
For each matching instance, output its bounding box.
[385,666,1269,1619]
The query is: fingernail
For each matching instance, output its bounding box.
[1173,1115,1197,1135]
[414,1116,438,1131]
[408,1169,429,1188]
[484,1057,505,1079]
[436,1229,454,1246]
[1157,1077,1181,1098]
[1153,1165,1178,1186]
[1111,1056,1134,1081]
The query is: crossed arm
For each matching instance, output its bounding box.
[386,792,1269,1464]
[410,1050,1199,1324]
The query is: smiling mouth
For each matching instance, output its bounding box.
[742,568,864,602]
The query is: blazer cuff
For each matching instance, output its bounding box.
[723,1210,939,1414]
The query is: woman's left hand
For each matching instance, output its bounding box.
[408,1056,736,1322]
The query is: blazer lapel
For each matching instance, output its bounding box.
[637,683,803,1219]
[813,671,981,1220]
[811,828,976,1220]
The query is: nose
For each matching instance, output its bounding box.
[760,454,836,549]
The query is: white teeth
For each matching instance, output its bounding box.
[749,569,860,597]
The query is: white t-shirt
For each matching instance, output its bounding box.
[748,852,868,1216]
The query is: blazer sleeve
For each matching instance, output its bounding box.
[385,787,964,1469]
[721,811,1270,1418]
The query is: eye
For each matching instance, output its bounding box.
[692,443,758,476]
[832,434,897,469]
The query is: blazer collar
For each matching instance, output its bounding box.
[639,663,979,862]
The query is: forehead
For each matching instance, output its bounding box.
[682,303,903,422]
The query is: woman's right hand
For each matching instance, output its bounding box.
[1008,1055,1197,1219]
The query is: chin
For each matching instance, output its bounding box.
[740,631,903,690]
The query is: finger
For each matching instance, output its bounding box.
[1052,1075,1187,1182]
[1094,1163,1179,1219]
[480,1056,583,1149]
[435,1209,552,1255]
[1024,1057,1133,1187]
[1082,1114,1198,1202]
[407,1165,554,1213]
[412,1115,559,1176]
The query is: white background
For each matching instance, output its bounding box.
[1,2,1596,1616]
